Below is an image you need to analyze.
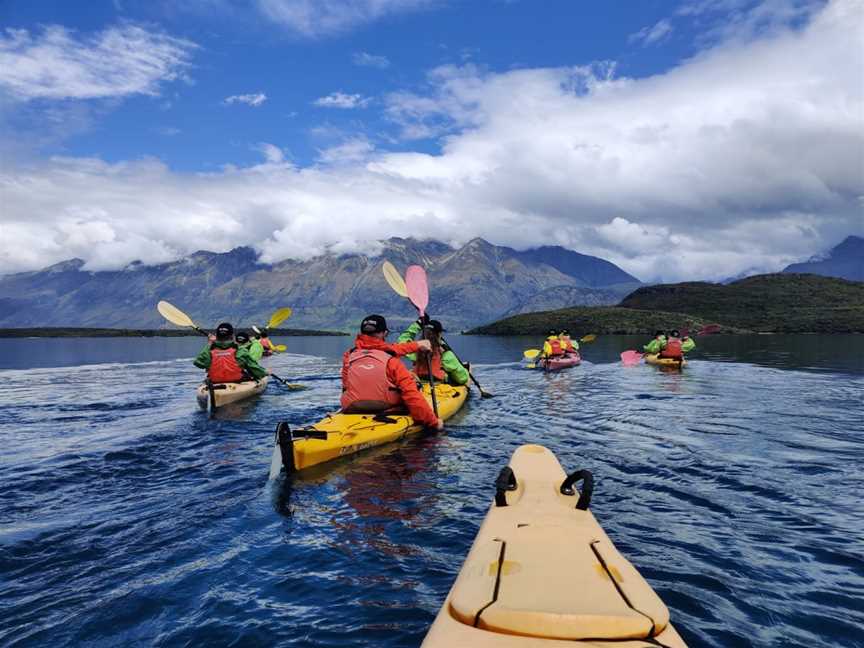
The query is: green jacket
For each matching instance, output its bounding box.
[643,336,666,354]
[248,339,264,362]
[398,322,470,386]
[681,337,696,353]
[193,340,268,380]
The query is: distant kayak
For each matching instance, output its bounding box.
[645,354,686,368]
[270,382,469,475]
[196,377,269,410]
[537,353,581,371]
[422,444,688,647]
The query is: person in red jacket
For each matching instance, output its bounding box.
[341,314,443,430]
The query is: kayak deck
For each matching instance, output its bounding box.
[196,376,269,409]
[645,354,686,368]
[422,444,687,647]
[273,382,469,473]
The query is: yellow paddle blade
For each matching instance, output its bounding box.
[274,344,287,352]
[523,349,541,359]
[382,261,408,297]
[157,300,195,327]
[580,334,597,343]
[267,307,293,328]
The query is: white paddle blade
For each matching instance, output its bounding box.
[268,443,283,481]
[157,300,195,327]
[382,261,409,297]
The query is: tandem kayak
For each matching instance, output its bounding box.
[196,377,269,410]
[644,353,686,368]
[537,353,581,371]
[270,382,469,475]
[422,444,688,648]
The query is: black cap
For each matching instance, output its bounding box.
[215,322,234,340]
[547,329,557,337]
[428,319,445,333]
[361,314,388,334]
[560,329,569,336]
[670,329,680,337]
[235,331,250,343]
[655,330,665,337]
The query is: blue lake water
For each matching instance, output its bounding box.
[1,335,862,647]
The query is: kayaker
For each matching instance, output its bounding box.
[559,330,579,355]
[397,317,469,386]
[643,330,666,354]
[542,330,565,359]
[341,314,443,430]
[659,329,695,359]
[259,330,276,356]
[236,330,265,362]
[194,322,269,382]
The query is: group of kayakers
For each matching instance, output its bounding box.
[541,330,580,360]
[193,322,276,382]
[642,329,696,359]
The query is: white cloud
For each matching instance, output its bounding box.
[353,51,391,68]
[629,19,674,45]
[256,0,436,37]
[224,92,268,107]
[256,142,286,163]
[0,24,195,101]
[313,92,371,109]
[1,0,861,282]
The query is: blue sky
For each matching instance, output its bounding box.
[1,0,861,281]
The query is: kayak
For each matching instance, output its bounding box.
[422,444,688,647]
[645,353,686,368]
[537,352,581,371]
[272,382,469,474]
[196,377,269,410]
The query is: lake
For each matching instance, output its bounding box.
[1,334,862,647]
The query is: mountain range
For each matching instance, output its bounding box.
[781,235,863,281]
[0,238,641,331]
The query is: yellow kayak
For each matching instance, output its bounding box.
[422,444,688,647]
[272,383,469,474]
[645,353,686,368]
[196,377,269,410]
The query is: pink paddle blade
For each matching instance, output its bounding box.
[698,323,721,336]
[405,265,429,316]
[621,350,643,366]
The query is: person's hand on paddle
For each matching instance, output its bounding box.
[416,314,430,327]
[208,334,216,343]
[433,417,444,431]
[416,339,432,352]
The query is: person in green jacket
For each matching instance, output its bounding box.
[193,322,269,382]
[237,330,265,362]
[398,318,470,386]
[680,332,696,353]
[643,330,666,354]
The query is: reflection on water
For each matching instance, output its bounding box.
[0,335,862,647]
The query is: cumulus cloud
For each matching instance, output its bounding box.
[1,0,861,282]
[0,24,195,101]
[313,92,371,109]
[629,19,674,45]
[256,0,436,37]
[224,92,268,106]
[256,142,286,163]
[353,51,391,68]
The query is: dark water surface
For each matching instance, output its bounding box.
[1,335,862,647]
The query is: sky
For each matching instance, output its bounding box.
[0,0,862,282]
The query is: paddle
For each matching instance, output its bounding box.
[157,300,208,336]
[405,265,439,417]
[580,334,597,343]
[269,373,307,391]
[698,323,721,336]
[267,307,293,329]
[523,348,541,369]
[621,350,643,366]
[384,262,493,398]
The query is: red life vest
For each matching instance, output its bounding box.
[261,338,274,356]
[660,338,683,358]
[547,338,564,356]
[415,348,446,381]
[209,346,245,382]
[341,348,403,413]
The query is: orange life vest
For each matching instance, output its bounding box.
[261,338,274,356]
[341,348,403,413]
[209,346,245,383]
[660,338,683,358]
[415,349,446,381]
[547,338,564,356]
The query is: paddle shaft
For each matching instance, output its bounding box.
[421,325,440,417]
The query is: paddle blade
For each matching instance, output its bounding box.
[267,307,293,328]
[274,344,287,352]
[157,300,195,327]
[382,261,408,298]
[523,349,541,359]
[580,334,597,343]
[405,265,429,315]
[621,350,643,366]
[698,324,722,336]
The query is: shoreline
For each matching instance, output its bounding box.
[0,327,348,338]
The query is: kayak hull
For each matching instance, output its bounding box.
[196,377,269,409]
[644,354,686,368]
[422,444,687,647]
[275,383,469,473]
[538,353,581,371]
